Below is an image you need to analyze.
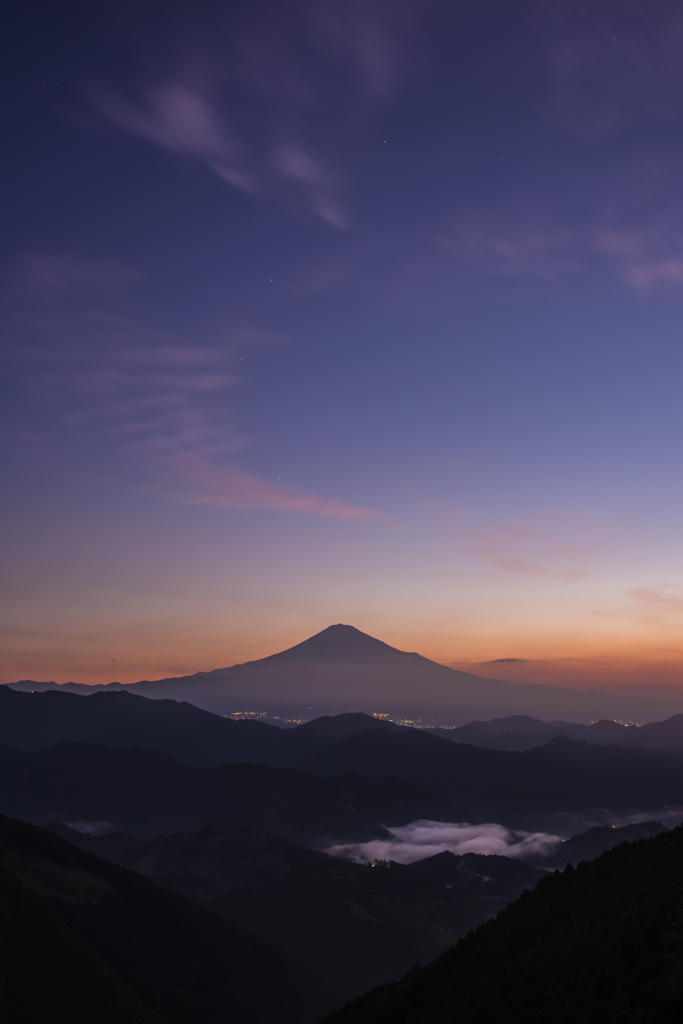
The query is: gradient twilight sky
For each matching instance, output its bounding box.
[3,0,683,694]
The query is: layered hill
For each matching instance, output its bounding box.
[323,825,683,1024]
[437,713,683,750]
[296,728,683,821]
[122,826,543,993]
[0,742,461,843]
[0,814,342,1024]
[3,731,683,839]
[10,623,683,725]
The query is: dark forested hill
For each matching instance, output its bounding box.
[0,814,342,1024]
[0,685,307,766]
[433,713,683,751]
[0,742,461,843]
[323,825,683,1024]
[0,686,402,766]
[298,728,683,813]
[122,825,543,993]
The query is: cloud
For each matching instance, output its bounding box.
[94,82,256,193]
[162,462,378,518]
[627,586,683,618]
[89,0,428,227]
[3,255,378,520]
[434,207,683,292]
[325,819,561,864]
[434,211,581,282]
[66,820,118,836]
[451,516,596,584]
[534,0,683,143]
[487,658,528,664]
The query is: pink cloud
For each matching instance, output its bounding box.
[11,254,139,296]
[93,83,257,194]
[593,225,683,289]
[326,819,560,864]
[163,462,378,518]
[535,1,683,142]
[450,514,598,584]
[433,206,683,292]
[5,254,379,521]
[628,586,683,616]
[435,212,580,281]
[88,0,428,227]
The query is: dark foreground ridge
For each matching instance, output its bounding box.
[0,814,343,1024]
[322,825,683,1024]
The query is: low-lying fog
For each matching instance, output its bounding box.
[325,821,560,863]
[325,811,683,865]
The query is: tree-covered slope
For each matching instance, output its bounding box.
[323,826,683,1024]
[0,813,343,1023]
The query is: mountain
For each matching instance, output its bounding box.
[10,623,683,724]
[0,686,410,768]
[0,742,462,843]
[435,713,683,751]
[0,813,342,1024]
[123,826,543,994]
[0,684,320,767]
[296,728,683,823]
[322,826,683,1024]
[535,820,669,869]
[4,729,683,843]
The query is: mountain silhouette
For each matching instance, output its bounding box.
[323,824,683,1024]
[0,742,461,843]
[256,624,416,662]
[0,814,343,1023]
[10,624,683,724]
[123,825,543,994]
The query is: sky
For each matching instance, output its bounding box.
[3,0,683,695]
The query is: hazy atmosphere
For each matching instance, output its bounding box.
[4,0,683,695]
[6,8,683,1020]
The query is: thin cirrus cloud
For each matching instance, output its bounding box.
[90,0,426,227]
[627,586,683,618]
[4,255,377,520]
[325,819,561,864]
[450,520,596,584]
[536,0,683,142]
[433,208,683,291]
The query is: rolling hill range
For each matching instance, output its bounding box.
[10,623,683,725]
[0,742,462,843]
[0,686,409,767]
[2,731,683,839]
[296,728,683,816]
[435,713,683,750]
[7,686,683,773]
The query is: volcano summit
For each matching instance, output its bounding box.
[11,625,683,726]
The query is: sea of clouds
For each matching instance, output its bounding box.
[325,820,562,864]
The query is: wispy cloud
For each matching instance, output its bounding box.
[94,82,256,193]
[535,0,683,142]
[627,585,683,618]
[326,819,560,864]
[90,0,427,227]
[432,206,683,293]
[3,254,378,519]
[450,516,596,584]
[434,210,580,282]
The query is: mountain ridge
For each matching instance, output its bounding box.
[9,624,683,725]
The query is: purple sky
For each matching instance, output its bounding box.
[3,0,683,693]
